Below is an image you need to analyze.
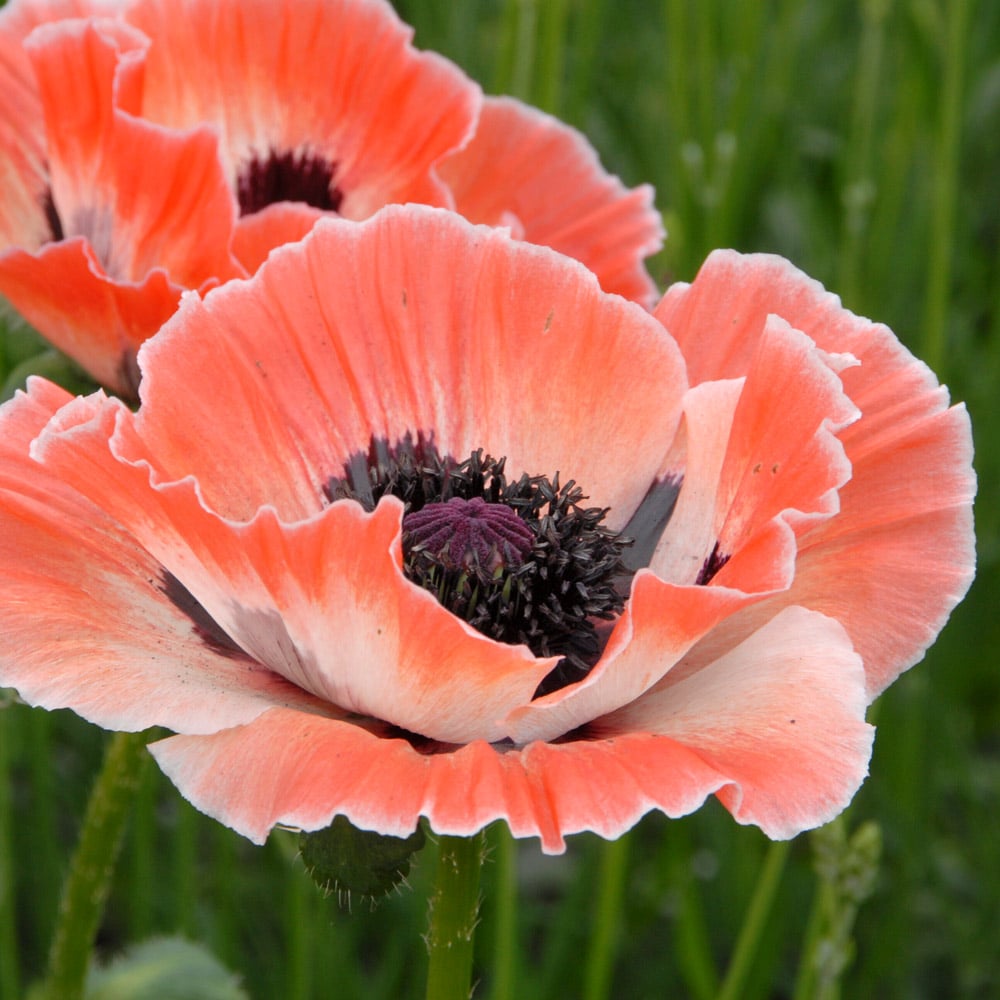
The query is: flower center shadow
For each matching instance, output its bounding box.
[326,437,633,697]
[237,147,343,216]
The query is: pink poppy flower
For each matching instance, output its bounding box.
[436,95,663,307]
[0,206,974,852]
[0,0,661,397]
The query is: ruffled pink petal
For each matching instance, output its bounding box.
[438,95,662,305]
[0,238,188,395]
[124,0,478,216]
[25,18,146,190]
[647,379,743,584]
[644,413,802,602]
[0,0,129,42]
[598,606,873,837]
[231,202,325,274]
[646,320,857,591]
[712,318,857,552]
[0,31,48,249]
[31,394,557,744]
[148,708,716,851]
[504,569,768,744]
[26,17,240,286]
[0,14,243,393]
[131,206,686,526]
[656,250,976,694]
[0,377,75,473]
[0,382,322,735]
[655,249,831,384]
[150,608,870,851]
[759,402,975,697]
[510,318,861,743]
[654,250,961,455]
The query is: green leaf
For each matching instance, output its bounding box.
[84,937,248,1000]
[0,348,98,402]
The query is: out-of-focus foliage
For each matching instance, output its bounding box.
[2,1,997,998]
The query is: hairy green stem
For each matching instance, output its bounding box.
[488,824,517,1000]
[425,832,486,1000]
[284,842,312,1000]
[42,729,150,1000]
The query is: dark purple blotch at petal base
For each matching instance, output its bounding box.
[237,148,343,216]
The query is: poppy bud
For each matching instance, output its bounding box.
[299,816,426,904]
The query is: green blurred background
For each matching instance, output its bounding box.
[1,0,997,997]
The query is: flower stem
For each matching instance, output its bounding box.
[584,834,630,1000]
[715,838,791,1000]
[42,729,150,1000]
[922,0,970,374]
[0,706,20,1000]
[425,831,487,1000]
[488,823,518,1000]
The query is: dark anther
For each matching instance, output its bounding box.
[695,540,731,585]
[237,148,342,216]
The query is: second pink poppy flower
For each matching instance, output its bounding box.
[0,0,661,395]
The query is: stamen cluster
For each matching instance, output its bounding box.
[327,440,632,689]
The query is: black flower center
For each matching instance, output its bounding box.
[237,147,343,217]
[327,438,632,694]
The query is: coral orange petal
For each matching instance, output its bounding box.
[131,208,687,526]
[0,238,187,395]
[765,401,975,698]
[0,382,325,736]
[125,0,478,217]
[25,18,146,193]
[695,317,857,600]
[148,712,531,848]
[504,569,770,744]
[598,606,874,838]
[0,30,48,249]
[0,0,130,42]
[26,17,240,286]
[150,606,871,850]
[656,250,976,695]
[438,95,663,305]
[647,378,743,585]
[32,397,557,745]
[654,249,832,384]
[713,318,857,552]
[148,707,728,852]
[231,202,325,274]
[523,316,863,745]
